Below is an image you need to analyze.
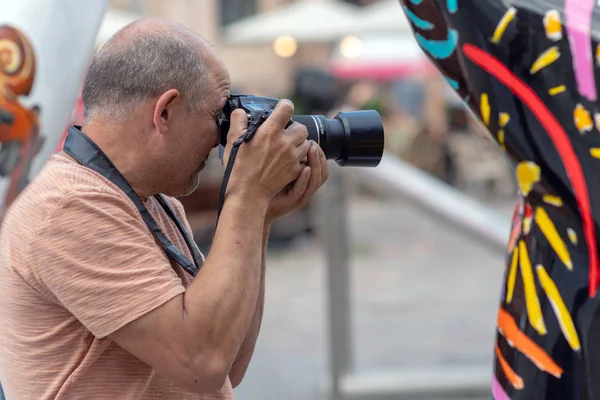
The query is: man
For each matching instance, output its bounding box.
[0,18,328,400]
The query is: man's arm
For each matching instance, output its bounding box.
[109,194,268,394]
[227,142,330,387]
[228,226,269,387]
[229,143,329,387]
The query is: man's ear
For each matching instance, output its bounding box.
[153,89,180,134]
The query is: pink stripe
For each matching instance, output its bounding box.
[565,0,596,101]
[492,375,511,400]
[492,376,510,400]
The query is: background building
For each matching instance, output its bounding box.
[107,0,380,95]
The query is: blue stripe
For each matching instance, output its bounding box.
[447,0,458,13]
[403,6,434,30]
[445,76,459,89]
[416,28,459,59]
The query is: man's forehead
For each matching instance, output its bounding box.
[203,54,231,97]
[204,50,230,80]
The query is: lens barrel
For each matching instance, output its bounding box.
[292,110,384,167]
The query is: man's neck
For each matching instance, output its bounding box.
[79,121,155,200]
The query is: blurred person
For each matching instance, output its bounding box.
[0,18,328,400]
[402,121,447,178]
[443,105,470,186]
[292,67,342,115]
[378,97,421,158]
[343,80,378,112]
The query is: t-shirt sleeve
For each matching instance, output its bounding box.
[24,190,186,339]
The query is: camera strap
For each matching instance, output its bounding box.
[216,111,271,224]
[63,126,202,277]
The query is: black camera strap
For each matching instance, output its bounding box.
[216,111,271,223]
[63,126,202,277]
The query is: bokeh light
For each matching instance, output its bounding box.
[273,35,297,58]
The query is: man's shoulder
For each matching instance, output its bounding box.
[2,155,135,238]
[158,195,187,218]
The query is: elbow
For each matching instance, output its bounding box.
[229,370,245,389]
[184,352,231,395]
[228,352,253,388]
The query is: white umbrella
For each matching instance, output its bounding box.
[329,34,435,79]
[355,0,412,35]
[222,0,361,45]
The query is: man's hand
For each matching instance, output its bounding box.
[222,99,312,204]
[266,140,329,225]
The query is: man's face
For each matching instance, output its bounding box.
[162,53,231,197]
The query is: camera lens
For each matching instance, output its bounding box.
[292,110,384,167]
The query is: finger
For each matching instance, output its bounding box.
[286,122,309,146]
[294,139,311,161]
[295,143,324,205]
[305,144,322,192]
[319,147,329,182]
[292,145,318,204]
[227,108,249,144]
[264,99,294,130]
[288,166,312,199]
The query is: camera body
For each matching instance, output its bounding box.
[218,95,284,146]
[218,94,384,167]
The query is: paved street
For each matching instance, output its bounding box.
[234,195,514,400]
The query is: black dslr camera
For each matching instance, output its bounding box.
[218,95,384,167]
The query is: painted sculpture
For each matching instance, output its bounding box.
[398,0,600,398]
[0,24,44,218]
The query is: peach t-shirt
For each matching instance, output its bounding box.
[0,155,234,399]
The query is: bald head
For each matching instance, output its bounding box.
[82,18,215,122]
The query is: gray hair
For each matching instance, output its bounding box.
[82,31,212,122]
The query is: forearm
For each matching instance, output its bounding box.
[229,226,269,386]
[182,195,268,373]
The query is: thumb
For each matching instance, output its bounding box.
[227,108,249,144]
[222,108,249,168]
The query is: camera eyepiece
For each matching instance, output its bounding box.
[218,95,384,167]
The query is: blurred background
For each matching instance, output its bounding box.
[66,0,518,399]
